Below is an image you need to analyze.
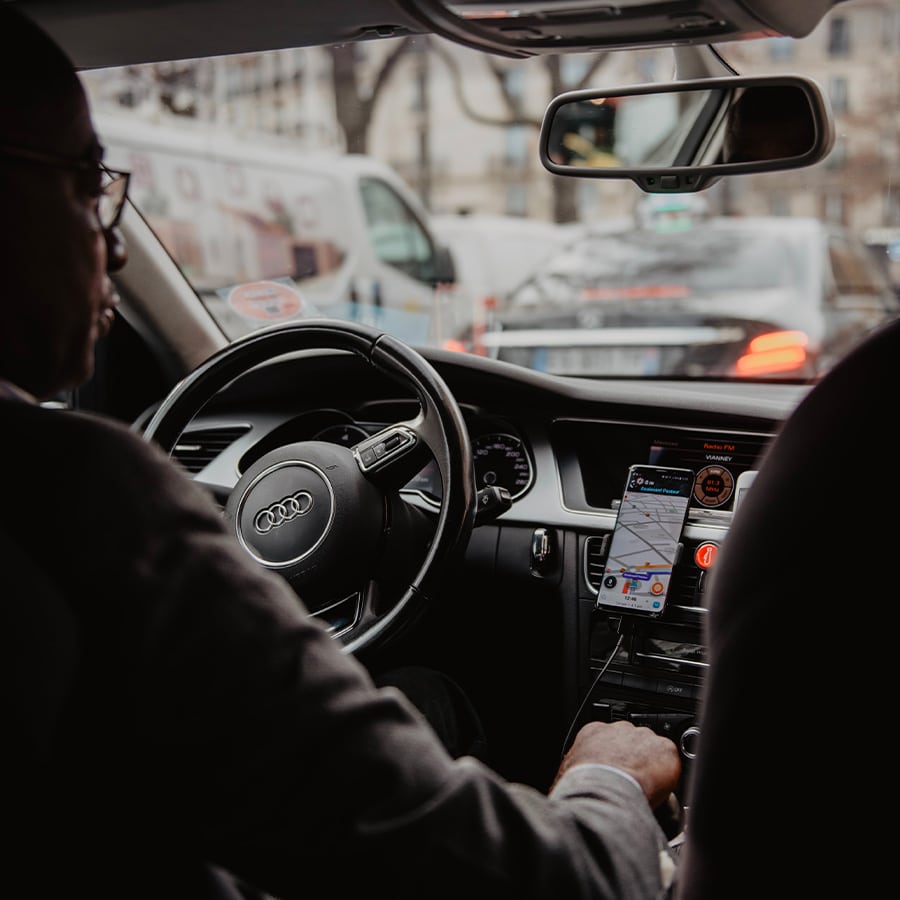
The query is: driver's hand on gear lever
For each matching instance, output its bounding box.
[551,719,681,811]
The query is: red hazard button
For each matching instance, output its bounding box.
[694,542,718,570]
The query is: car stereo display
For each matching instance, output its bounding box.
[555,420,771,513]
[647,433,763,509]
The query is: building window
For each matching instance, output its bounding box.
[769,192,790,217]
[560,55,589,85]
[828,17,851,57]
[829,76,849,114]
[578,180,599,219]
[768,37,795,61]
[827,135,848,169]
[884,7,900,51]
[502,67,525,102]
[823,190,846,225]
[504,125,528,167]
[505,184,528,216]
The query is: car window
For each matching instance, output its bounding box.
[828,233,894,299]
[78,1,900,382]
[359,176,438,283]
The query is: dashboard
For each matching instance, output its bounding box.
[237,406,535,507]
[287,415,766,518]
[167,346,806,793]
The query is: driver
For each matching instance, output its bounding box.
[0,5,680,899]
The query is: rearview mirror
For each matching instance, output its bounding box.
[540,75,834,193]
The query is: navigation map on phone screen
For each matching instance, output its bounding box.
[597,465,693,616]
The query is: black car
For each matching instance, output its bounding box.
[483,213,899,378]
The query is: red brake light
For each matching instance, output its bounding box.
[441,338,470,353]
[734,330,809,376]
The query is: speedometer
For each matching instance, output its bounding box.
[473,433,532,500]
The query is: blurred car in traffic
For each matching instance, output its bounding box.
[475,211,899,379]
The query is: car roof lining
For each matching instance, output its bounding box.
[11,0,846,70]
[10,0,427,69]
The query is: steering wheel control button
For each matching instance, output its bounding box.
[694,542,719,569]
[354,427,415,471]
[474,485,513,525]
[235,461,335,567]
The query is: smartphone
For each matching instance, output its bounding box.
[597,464,694,617]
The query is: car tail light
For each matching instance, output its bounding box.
[734,330,809,376]
[442,338,470,353]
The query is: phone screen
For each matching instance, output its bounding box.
[596,464,693,617]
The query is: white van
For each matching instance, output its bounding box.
[432,213,585,306]
[95,113,457,345]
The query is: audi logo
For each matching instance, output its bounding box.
[253,491,314,533]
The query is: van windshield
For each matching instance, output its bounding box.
[97,113,446,343]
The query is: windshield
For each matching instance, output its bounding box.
[79,1,900,381]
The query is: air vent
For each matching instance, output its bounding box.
[172,425,249,474]
[583,535,609,593]
[670,563,702,611]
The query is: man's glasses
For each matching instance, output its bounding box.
[0,144,130,231]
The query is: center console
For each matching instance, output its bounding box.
[551,416,774,803]
[578,529,713,798]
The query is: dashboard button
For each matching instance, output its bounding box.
[628,712,659,725]
[694,542,719,569]
[656,679,696,700]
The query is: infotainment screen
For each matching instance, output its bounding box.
[552,420,771,514]
[647,433,763,510]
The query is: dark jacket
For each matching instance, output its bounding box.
[1,400,672,899]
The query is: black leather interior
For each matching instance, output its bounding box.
[675,317,900,897]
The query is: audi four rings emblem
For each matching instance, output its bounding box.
[254,491,314,533]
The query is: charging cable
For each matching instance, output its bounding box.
[559,629,625,760]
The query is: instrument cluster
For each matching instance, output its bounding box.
[311,410,534,506]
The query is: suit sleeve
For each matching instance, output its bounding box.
[58,414,676,900]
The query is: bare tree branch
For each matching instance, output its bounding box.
[328,36,417,152]
[430,41,542,128]
[369,35,416,105]
[573,52,611,91]
[484,55,524,117]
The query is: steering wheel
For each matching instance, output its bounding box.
[142,318,476,658]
